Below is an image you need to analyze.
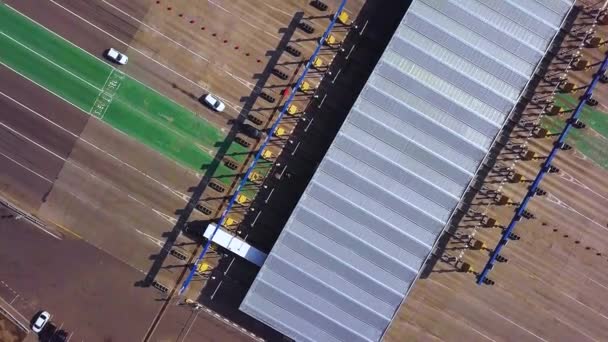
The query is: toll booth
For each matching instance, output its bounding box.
[337,11,349,25]
[204,223,268,267]
[312,56,324,69]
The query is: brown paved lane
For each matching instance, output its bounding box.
[0,65,88,212]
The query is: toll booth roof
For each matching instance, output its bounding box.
[239,0,573,341]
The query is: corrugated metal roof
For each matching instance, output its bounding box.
[240,0,573,341]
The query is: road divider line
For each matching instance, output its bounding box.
[0,150,53,183]
[204,0,280,39]
[0,121,66,161]
[0,31,103,93]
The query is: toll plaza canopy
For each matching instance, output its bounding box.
[240,0,574,341]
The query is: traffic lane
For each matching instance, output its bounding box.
[66,136,208,223]
[37,162,194,286]
[80,119,204,194]
[149,303,252,342]
[0,120,63,189]
[0,153,51,214]
[0,212,162,341]
[0,65,90,136]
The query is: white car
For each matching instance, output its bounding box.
[32,311,50,333]
[202,94,226,112]
[106,48,128,65]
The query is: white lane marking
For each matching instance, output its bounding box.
[429,278,548,342]
[560,171,608,203]
[45,0,244,113]
[207,0,229,13]
[0,121,67,161]
[0,150,53,183]
[0,90,191,201]
[263,3,292,17]
[0,32,102,92]
[100,0,260,93]
[553,315,599,342]
[204,0,280,39]
[0,118,177,225]
[485,307,549,342]
[588,276,608,292]
[560,290,608,322]
[546,193,608,233]
[134,228,172,250]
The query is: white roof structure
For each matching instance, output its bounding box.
[240,0,574,341]
[204,224,267,267]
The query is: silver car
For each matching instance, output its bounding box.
[106,48,128,65]
[202,93,226,112]
[32,311,51,333]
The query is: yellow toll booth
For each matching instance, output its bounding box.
[224,216,238,227]
[262,149,274,160]
[287,104,298,115]
[237,194,249,204]
[274,126,287,137]
[325,34,337,45]
[337,11,349,25]
[196,262,210,274]
[313,56,324,69]
[248,171,263,183]
[299,81,311,92]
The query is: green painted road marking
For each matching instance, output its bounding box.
[0,4,250,183]
[0,31,101,113]
[542,93,608,169]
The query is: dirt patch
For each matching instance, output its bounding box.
[0,311,27,342]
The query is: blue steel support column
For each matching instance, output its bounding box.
[477,54,608,285]
[179,0,348,295]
